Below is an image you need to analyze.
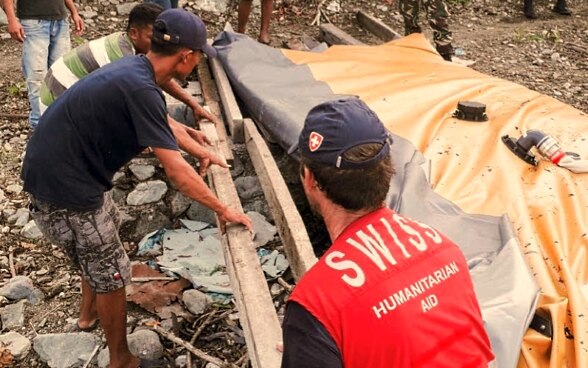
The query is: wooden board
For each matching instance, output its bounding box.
[209,56,245,143]
[318,23,364,46]
[356,10,402,42]
[244,119,318,281]
[200,120,283,368]
[197,59,234,164]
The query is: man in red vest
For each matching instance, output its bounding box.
[282,97,495,367]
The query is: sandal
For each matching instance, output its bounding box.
[76,319,100,332]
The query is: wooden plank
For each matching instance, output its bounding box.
[200,120,283,368]
[209,55,245,143]
[318,23,365,46]
[356,10,402,42]
[244,119,318,281]
[197,59,234,164]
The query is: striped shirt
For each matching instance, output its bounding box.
[40,32,135,109]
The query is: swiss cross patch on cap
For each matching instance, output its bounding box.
[309,132,324,152]
[292,97,392,169]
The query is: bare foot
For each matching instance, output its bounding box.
[258,34,271,45]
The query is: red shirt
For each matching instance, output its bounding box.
[289,208,495,367]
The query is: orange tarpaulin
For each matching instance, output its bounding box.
[282,34,588,368]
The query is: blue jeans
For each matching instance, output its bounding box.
[21,19,71,128]
[144,0,178,10]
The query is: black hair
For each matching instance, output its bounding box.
[126,3,163,32]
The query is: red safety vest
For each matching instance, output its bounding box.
[289,208,495,367]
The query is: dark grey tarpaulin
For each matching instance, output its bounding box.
[214,31,539,368]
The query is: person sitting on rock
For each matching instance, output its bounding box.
[22,9,253,368]
[40,2,221,127]
[524,0,571,19]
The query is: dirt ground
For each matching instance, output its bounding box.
[0,0,587,366]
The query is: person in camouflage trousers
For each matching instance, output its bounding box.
[399,0,454,61]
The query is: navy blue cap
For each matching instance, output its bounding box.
[292,98,392,169]
[152,9,217,58]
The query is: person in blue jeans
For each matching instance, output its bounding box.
[144,0,178,10]
[3,0,84,129]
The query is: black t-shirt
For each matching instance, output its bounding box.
[21,55,178,210]
[281,301,342,368]
[17,0,67,20]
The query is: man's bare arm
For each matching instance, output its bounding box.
[3,0,25,42]
[153,147,252,233]
[167,116,228,176]
[64,0,84,35]
[162,79,222,125]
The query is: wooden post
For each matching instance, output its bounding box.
[356,10,402,42]
[318,23,365,46]
[209,56,245,143]
[244,119,318,281]
[199,121,283,368]
[197,59,234,164]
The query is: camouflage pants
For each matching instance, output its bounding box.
[29,193,131,293]
[399,0,453,56]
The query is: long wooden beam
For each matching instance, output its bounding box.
[197,58,234,164]
[200,120,283,368]
[356,10,402,42]
[209,56,245,143]
[318,23,364,46]
[244,119,318,281]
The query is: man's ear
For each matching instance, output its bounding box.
[302,166,318,191]
[128,27,138,42]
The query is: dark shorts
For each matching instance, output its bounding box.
[29,193,131,293]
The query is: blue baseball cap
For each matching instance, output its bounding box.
[292,97,392,169]
[152,9,217,58]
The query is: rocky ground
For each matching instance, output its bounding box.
[0,0,587,367]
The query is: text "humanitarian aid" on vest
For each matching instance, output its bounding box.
[372,261,460,318]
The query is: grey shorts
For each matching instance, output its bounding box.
[29,193,131,293]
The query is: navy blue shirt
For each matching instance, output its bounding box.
[22,55,178,210]
[281,301,342,368]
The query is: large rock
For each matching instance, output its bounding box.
[0,188,5,201]
[186,200,216,224]
[14,208,30,227]
[0,332,31,360]
[235,176,263,200]
[129,163,155,181]
[128,330,164,360]
[1,300,27,330]
[168,191,191,217]
[97,329,163,367]
[8,208,29,225]
[5,184,22,194]
[182,289,212,315]
[0,276,44,304]
[112,171,126,185]
[126,180,168,206]
[33,333,101,368]
[21,220,43,240]
[124,210,171,243]
[243,199,273,223]
[116,2,139,15]
[248,211,277,248]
